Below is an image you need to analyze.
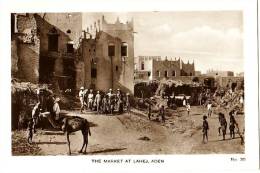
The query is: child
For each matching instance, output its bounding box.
[207,102,212,117]
[186,103,191,116]
[202,115,209,143]
[27,118,33,144]
[160,105,165,123]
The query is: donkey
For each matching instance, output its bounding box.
[61,116,91,155]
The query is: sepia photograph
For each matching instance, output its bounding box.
[11,11,245,156]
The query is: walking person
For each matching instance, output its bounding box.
[218,113,227,140]
[160,105,165,123]
[202,115,209,143]
[229,111,237,139]
[186,102,191,116]
[79,87,85,113]
[207,101,212,117]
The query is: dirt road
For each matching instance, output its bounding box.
[25,106,244,155]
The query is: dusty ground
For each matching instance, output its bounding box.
[12,106,244,155]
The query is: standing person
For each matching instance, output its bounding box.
[125,93,131,114]
[36,88,44,106]
[186,103,191,116]
[31,102,41,133]
[160,105,165,123]
[83,88,89,110]
[218,113,227,140]
[229,111,237,139]
[27,118,34,144]
[198,92,202,106]
[53,97,61,120]
[116,89,123,114]
[88,89,94,110]
[94,91,102,114]
[202,115,209,143]
[101,96,108,114]
[107,88,113,114]
[148,103,152,120]
[183,96,186,107]
[207,101,212,117]
[79,87,85,113]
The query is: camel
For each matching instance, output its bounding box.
[61,116,91,155]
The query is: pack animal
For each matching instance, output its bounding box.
[61,116,91,155]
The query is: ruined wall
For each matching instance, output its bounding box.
[13,14,40,83]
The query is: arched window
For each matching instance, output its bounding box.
[141,61,144,70]
[121,42,128,57]
[108,43,115,57]
[172,70,176,77]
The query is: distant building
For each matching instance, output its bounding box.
[135,56,195,81]
[206,70,234,77]
[236,72,244,77]
[195,71,202,76]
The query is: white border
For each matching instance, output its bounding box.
[0,0,258,172]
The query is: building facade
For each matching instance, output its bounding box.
[73,16,134,93]
[11,13,82,91]
[206,70,234,77]
[135,56,195,81]
[11,13,135,94]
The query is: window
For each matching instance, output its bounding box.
[164,70,168,78]
[141,62,144,70]
[48,35,58,52]
[121,42,128,56]
[172,70,176,77]
[67,43,73,53]
[190,72,192,76]
[148,72,151,77]
[108,44,115,56]
[157,70,160,77]
[116,66,118,71]
[91,68,97,78]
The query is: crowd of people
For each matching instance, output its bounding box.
[79,87,131,115]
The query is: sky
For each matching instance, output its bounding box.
[83,11,243,74]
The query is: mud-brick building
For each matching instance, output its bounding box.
[11,13,82,91]
[78,16,134,93]
[135,56,195,81]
